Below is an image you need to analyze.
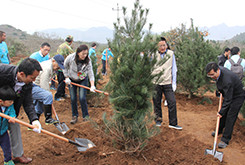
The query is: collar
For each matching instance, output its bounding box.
[39,50,45,57]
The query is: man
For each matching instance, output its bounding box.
[30,42,51,62]
[152,37,182,130]
[0,31,10,64]
[0,58,42,163]
[224,46,245,80]
[101,47,114,76]
[218,48,230,67]
[89,43,97,57]
[206,62,245,148]
[55,35,74,101]
[32,55,64,124]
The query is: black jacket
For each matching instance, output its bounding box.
[217,54,228,67]
[0,64,38,122]
[217,67,245,115]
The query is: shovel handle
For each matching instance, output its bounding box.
[51,78,69,90]
[214,94,223,143]
[67,81,109,96]
[52,105,60,122]
[0,112,69,143]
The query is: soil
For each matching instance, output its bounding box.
[0,56,244,165]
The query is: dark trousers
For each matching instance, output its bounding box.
[102,59,106,74]
[153,84,178,125]
[0,131,12,162]
[55,71,66,99]
[219,96,244,144]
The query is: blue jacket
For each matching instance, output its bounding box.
[101,48,114,61]
[89,48,96,57]
[30,51,50,63]
[0,104,16,135]
[0,41,10,64]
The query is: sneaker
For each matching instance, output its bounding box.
[218,141,228,149]
[45,118,59,125]
[4,160,15,165]
[156,121,162,127]
[211,131,222,137]
[169,125,182,130]
[62,94,69,99]
[55,97,65,101]
[50,86,56,90]
[70,116,78,124]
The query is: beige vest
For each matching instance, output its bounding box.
[152,50,174,85]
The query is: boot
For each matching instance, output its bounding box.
[43,105,58,125]
[70,116,78,124]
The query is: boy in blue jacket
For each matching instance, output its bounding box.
[0,85,16,165]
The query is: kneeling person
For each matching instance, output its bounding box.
[32,55,64,124]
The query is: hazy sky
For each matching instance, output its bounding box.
[2,0,245,34]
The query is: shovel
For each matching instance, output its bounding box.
[68,81,109,96]
[205,94,223,162]
[0,112,95,152]
[52,105,69,135]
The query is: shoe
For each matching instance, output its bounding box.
[218,141,228,149]
[45,118,59,125]
[13,155,32,164]
[4,160,14,165]
[169,125,182,130]
[156,121,162,127]
[50,86,56,90]
[62,94,69,99]
[55,97,65,101]
[70,116,78,124]
[211,131,222,137]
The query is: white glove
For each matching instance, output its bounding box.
[32,120,42,133]
[65,77,71,85]
[172,83,176,92]
[90,86,96,93]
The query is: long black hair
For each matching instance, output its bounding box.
[75,45,89,64]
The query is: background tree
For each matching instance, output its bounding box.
[102,0,159,154]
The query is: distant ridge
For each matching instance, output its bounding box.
[41,27,114,43]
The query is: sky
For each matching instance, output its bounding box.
[1,0,245,34]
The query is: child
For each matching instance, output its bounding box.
[0,85,16,165]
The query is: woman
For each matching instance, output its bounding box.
[63,45,96,124]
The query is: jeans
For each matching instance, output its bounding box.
[102,59,106,74]
[32,84,53,114]
[69,77,89,118]
[55,71,66,99]
[9,123,23,157]
[0,132,12,162]
[153,84,178,126]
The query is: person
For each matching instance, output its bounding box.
[0,31,11,64]
[55,35,74,101]
[218,48,230,67]
[29,42,51,62]
[0,58,42,164]
[206,62,245,148]
[224,46,245,80]
[32,55,65,124]
[0,85,16,165]
[152,37,182,130]
[63,45,96,124]
[101,47,114,76]
[89,43,97,57]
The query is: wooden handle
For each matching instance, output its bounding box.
[214,94,223,143]
[0,113,69,143]
[52,78,69,90]
[68,81,109,96]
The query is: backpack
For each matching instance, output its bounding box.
[229,58,244,80]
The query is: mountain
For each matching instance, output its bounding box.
[41,27,114,44]
[202,23,245,41]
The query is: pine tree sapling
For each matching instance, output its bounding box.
[102,0,159,153]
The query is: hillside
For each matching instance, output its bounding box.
[0,24,107,56]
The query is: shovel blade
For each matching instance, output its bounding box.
[75,138,96,152]
[54,122,69,135]
[205,149,223,162]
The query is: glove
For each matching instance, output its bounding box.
[65,77,71,85]
[172,83,176,92]
[32,120,42,133]
[90,86,96,93]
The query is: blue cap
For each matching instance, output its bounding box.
[53,54,64,69]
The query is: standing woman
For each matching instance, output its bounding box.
[63,45,96,124]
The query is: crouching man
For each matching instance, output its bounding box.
[32,55,65,124]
